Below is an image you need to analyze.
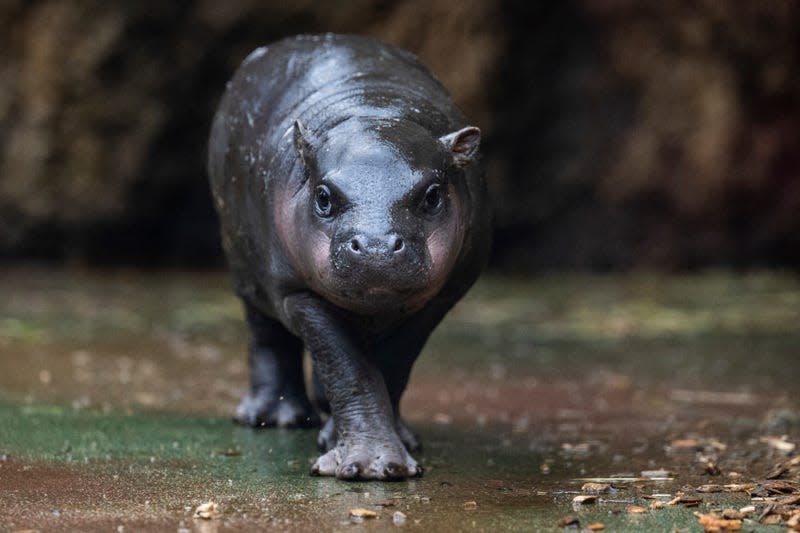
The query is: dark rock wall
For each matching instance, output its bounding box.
[0,0,797,270]
[582,0,800,270]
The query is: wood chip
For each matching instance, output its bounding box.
[463,501,477,510]
[649,501,664,510]
[349,508,378,519]
[557,515,579,527]
[585,523,604,531]
[581,482,611,493]
[723,483,753,492]
[194,501,221,520]
[778,494,800,505]
[765,463,788,479]
[697,484,723,493]
[670,438,701,450]
[757,503,777,523]
[720,508,745,520]
[695,512,742,532]
[760,436,797,453]
[572,495,598,504]
[761,480,799,494]
[626,505,647,513]
[668,495,704,506]
[787,510,800,529]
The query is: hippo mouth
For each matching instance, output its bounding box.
[318,277,434,315]
[342,282,427,302]
[314,233,438,315]
[365,286,408,297]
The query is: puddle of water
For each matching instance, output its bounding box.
[0,269,798,531]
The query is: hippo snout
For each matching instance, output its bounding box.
[331,232,428,295]
[347,233,405,259]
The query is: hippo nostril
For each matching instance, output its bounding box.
[349,238,361,253]
[393,238,404,253]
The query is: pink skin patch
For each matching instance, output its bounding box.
[422,184,465,302]
[308,229,333,290]
[274,182,332,290]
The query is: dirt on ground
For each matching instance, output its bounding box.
[1,270,798,531]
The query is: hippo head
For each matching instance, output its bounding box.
[289,117,480,316]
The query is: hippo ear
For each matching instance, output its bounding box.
[439,126,481,167]
[293,120,317,176]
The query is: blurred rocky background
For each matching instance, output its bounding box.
[1,0,798,272]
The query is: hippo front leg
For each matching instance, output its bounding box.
[316,309,446,454]
[314,357,419,453]
[284,293,421,480]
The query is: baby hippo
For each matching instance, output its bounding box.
[208,34,491,480]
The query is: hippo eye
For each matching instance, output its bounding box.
[315,185,333,217]
[421,183,444,215]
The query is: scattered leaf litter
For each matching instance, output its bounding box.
[349,508,378,519]
[193,501,221,520]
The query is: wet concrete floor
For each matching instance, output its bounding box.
[1,269,798,531]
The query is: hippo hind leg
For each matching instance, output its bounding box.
[235,302,320,428]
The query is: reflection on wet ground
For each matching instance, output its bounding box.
[1,269,798,531]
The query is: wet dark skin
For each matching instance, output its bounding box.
[208,34,491,480]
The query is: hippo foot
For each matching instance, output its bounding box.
[317,417,421,453]
[311,436,423,480]
[234,389,320,428]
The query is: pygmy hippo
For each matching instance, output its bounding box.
[208,34,491,480]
